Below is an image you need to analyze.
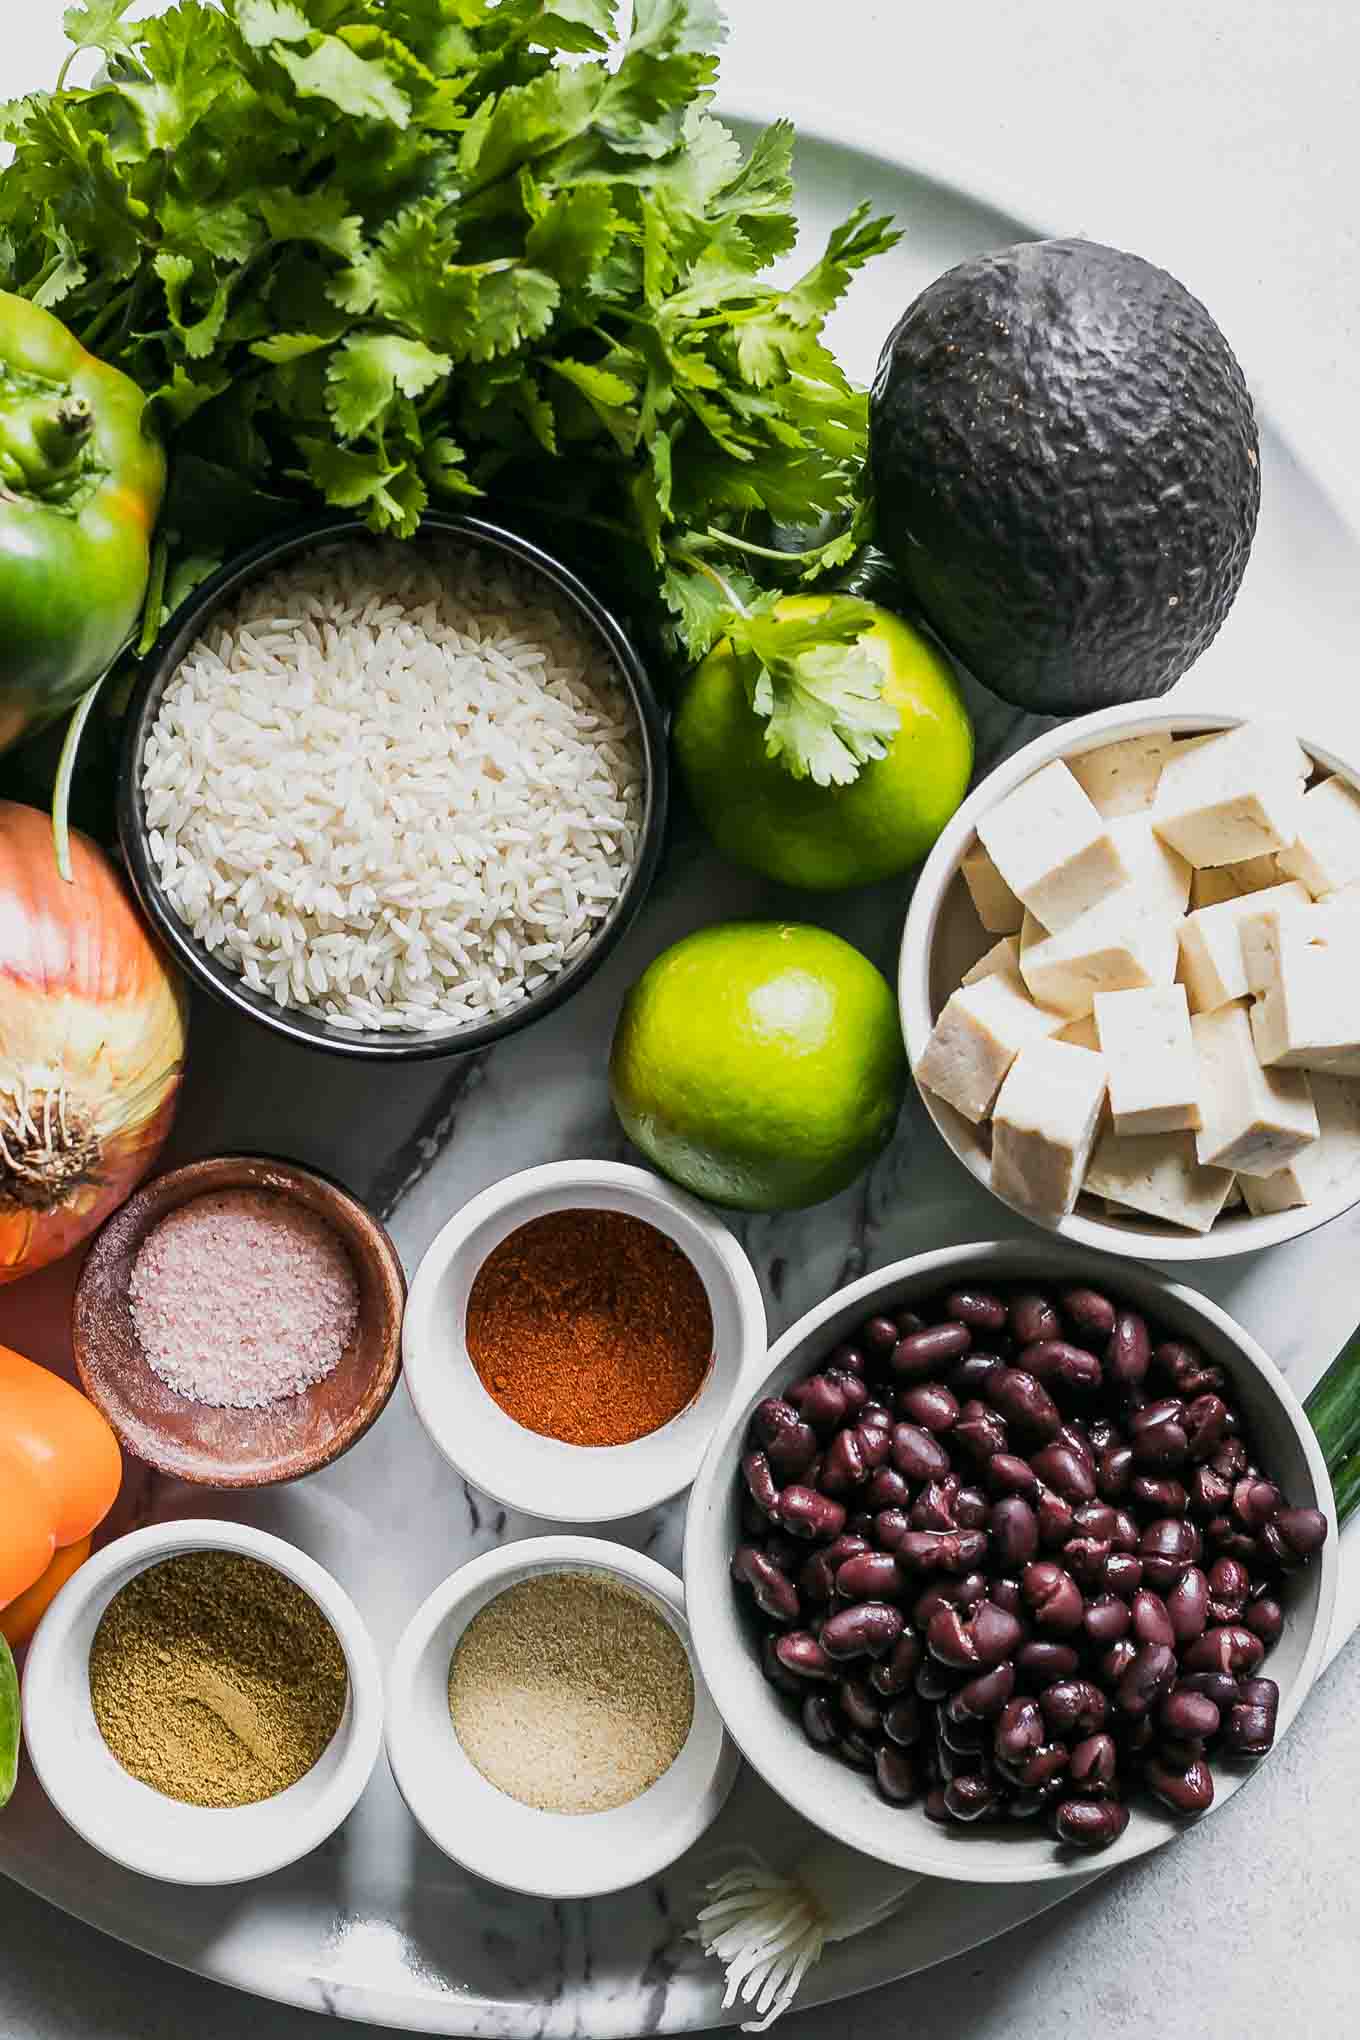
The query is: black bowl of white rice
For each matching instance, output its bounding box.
[119,511,667,1060]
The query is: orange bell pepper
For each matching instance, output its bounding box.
[0,1343,121,1613]
[0,1536,91,1649]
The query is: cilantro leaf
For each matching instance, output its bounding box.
[727,596,900,785]
[273,39,412,128]
[326,335,452,436]
[258,191,364,262]
[234,0,311,45]
[61,0,139,60]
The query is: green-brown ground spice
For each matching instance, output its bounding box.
[448,1569,694,1814]
[88,1552,348,1808]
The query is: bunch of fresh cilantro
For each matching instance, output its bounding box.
[1,0,903,785]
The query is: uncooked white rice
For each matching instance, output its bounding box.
[142,541,644,1033]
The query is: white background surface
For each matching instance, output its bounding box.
[4,2,1360,2037]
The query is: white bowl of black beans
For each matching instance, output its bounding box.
[683,1241,1338,1882]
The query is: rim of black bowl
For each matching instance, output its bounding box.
[118,509,669,1062]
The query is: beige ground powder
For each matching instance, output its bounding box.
[447,1570,694,1815]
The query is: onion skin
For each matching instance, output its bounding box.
[0,801,187,1282]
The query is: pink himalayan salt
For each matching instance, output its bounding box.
[128,1188,360,1409]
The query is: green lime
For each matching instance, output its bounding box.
[610,921,907,1212]
[674,597,974,891]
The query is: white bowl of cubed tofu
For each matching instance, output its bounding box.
[900,706,1360,1260]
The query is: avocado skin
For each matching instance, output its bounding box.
[869,238,1261,714]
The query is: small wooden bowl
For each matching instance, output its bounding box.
[74,1155,405,1487]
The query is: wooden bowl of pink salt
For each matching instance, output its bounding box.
[74,1155,405,1486]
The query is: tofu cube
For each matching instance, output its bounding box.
[1239,1074,1360,1214]
[1084,1128,1236,1233]
[1277,776,1360,897]
[1192,1001,1318,1174]
[1240,896,1360,995]
[916,974,1066,1124]
[961,842,1025,934]
[1019,898,1178,1020]
[991,1041,1108,1216]
[1153,721,1307,868]
[1177,880,1310,1012]
[1059,1015,1101,1050]
[1230,852,1286,892]
[1190,869,1243,910]
[1068,731,1174,817]
[1094,985,1201,1135]
[1250,915,1360,1076]
[1109,812,1192,918]
[976,761,1129,934]
[961,936,1022,987]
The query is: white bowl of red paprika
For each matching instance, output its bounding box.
[402,1160,767,1522]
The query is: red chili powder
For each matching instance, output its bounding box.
[465,1208,714,1446]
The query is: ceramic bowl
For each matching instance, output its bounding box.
[684,1239,1338,1884]
[73,1154,405,1486]
[402,1160,766,1522]
[386,1535,738,1898]
[899,704,1360,1261]
[118,509,667,1063]
[21,1519,384,1886]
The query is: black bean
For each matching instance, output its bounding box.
[948,1662,1017,1721]
[891,1323,971,1379]
[1116,1643,1177,1716]
[821,1602,904,1661]
[1057,1420,1096,1466]
[1022,1561,1085,1633]
[874,1507,910,1552]
[896,1528,988,1573]
[1018,1640,1082,1687]
[992,1495,1040,1567]
[856,1418,893,1467]
[1131,1588,1175,1648]
[751,1398,819,1479]
[1188,1464,1233,1518]
[1097,1445,1135,1500]
[1069,1733,1118,1795]
[801,1693,840,1746]
[897,1382,960,1433]
[954,1487,990,1530]
[862,1314,901,1358]
[1107,1311,1151,1389]
[891,1421,953,1483]
[1084,1593,1131,1645]
[954,1400,1008,1462]
[1225,1676,1279,1757]
[1018,1741,1070,1790]
[944,1773,1000,1821]
[986,1368,1062,1441]
[1065,1537,1114,1589]
[838,1727,877,1770]
[774,1630,835,1681]
[1182,1393,1230,1462]
[1037,1490,1077,1548]
[875,1744,918,1803]
[946,1288,1008,1331]
[1040,1679,1106,1737]
[971,1601,1025,1665]
[994,1696,1045,1764]
[1205,1515,1259,1563]
[883,1693,923,1746]
[740,1492,770,1538]
[916,1656,960,1703]
[1140,1516,1201,1590]
[1179,1669,1240,1712]
[1273,1505,1329,1560]
[1206,1556,1250,1623]
[1009,1292,1062,1346]
[868,1631,923,1697]
[1160,1686,1221,1741]
[1244,1594,1284,1647]
[1182,1625,1266,1677]
[913,1574,987,1627]
[986,1452,1040,1498]
[911,1477,961,1532]
[788,1371,853,1432]
[1031,1443,1097,1502]
[923,1784,951,1824]
[1164,1566,1209,1643]
[819,1427,869,1496]
[949,1353,1006,1399]
[1103,1551,1144,1600]
[1232,1477,1281,1530]
[1155,1340,1224,1398]
[1131,1475,1188,1514]
[939,1708,989,1755]
[777,1485,846,1542]
[1057,1286,1116,1340]
[895,1310,927,1339]
[1022,1339,1104,1394]
[1109,1508,1139,1552]
[829,1345,867,1379]
[927,1605,980,1669]
[866,1465,911,1510]
[838,1674,883,1737]
[1145,1750,1214,1814]
[1129,1398,1190,1468]
[1100,1639,1138,1686]
[761,1633,806,1697]
[741,1449,780,1515]
[991,1576,1024,1618]
[837,1551,906,1603]
[1054,1798,1130,1849]
[732,1545,800,1623]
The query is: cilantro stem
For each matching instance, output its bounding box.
[52,670,109,883]
[689,527,832,566]
[676,549,751,619]
[80,286,133,354]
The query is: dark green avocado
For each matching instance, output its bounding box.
[868,238,1261,714]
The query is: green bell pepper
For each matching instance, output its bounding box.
[0,292,165,752]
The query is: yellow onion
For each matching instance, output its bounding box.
[0,801,187,1281]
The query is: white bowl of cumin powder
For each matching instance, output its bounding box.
[386,1535,738,1898]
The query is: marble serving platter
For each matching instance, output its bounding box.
[3,114,1360,2039]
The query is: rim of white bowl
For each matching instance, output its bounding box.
[402,1160,768,1522]
[899,705,1360,1261]
[385,1534,739,1898]
[683,1239,1339,1884]
[21,1519,384,1886]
